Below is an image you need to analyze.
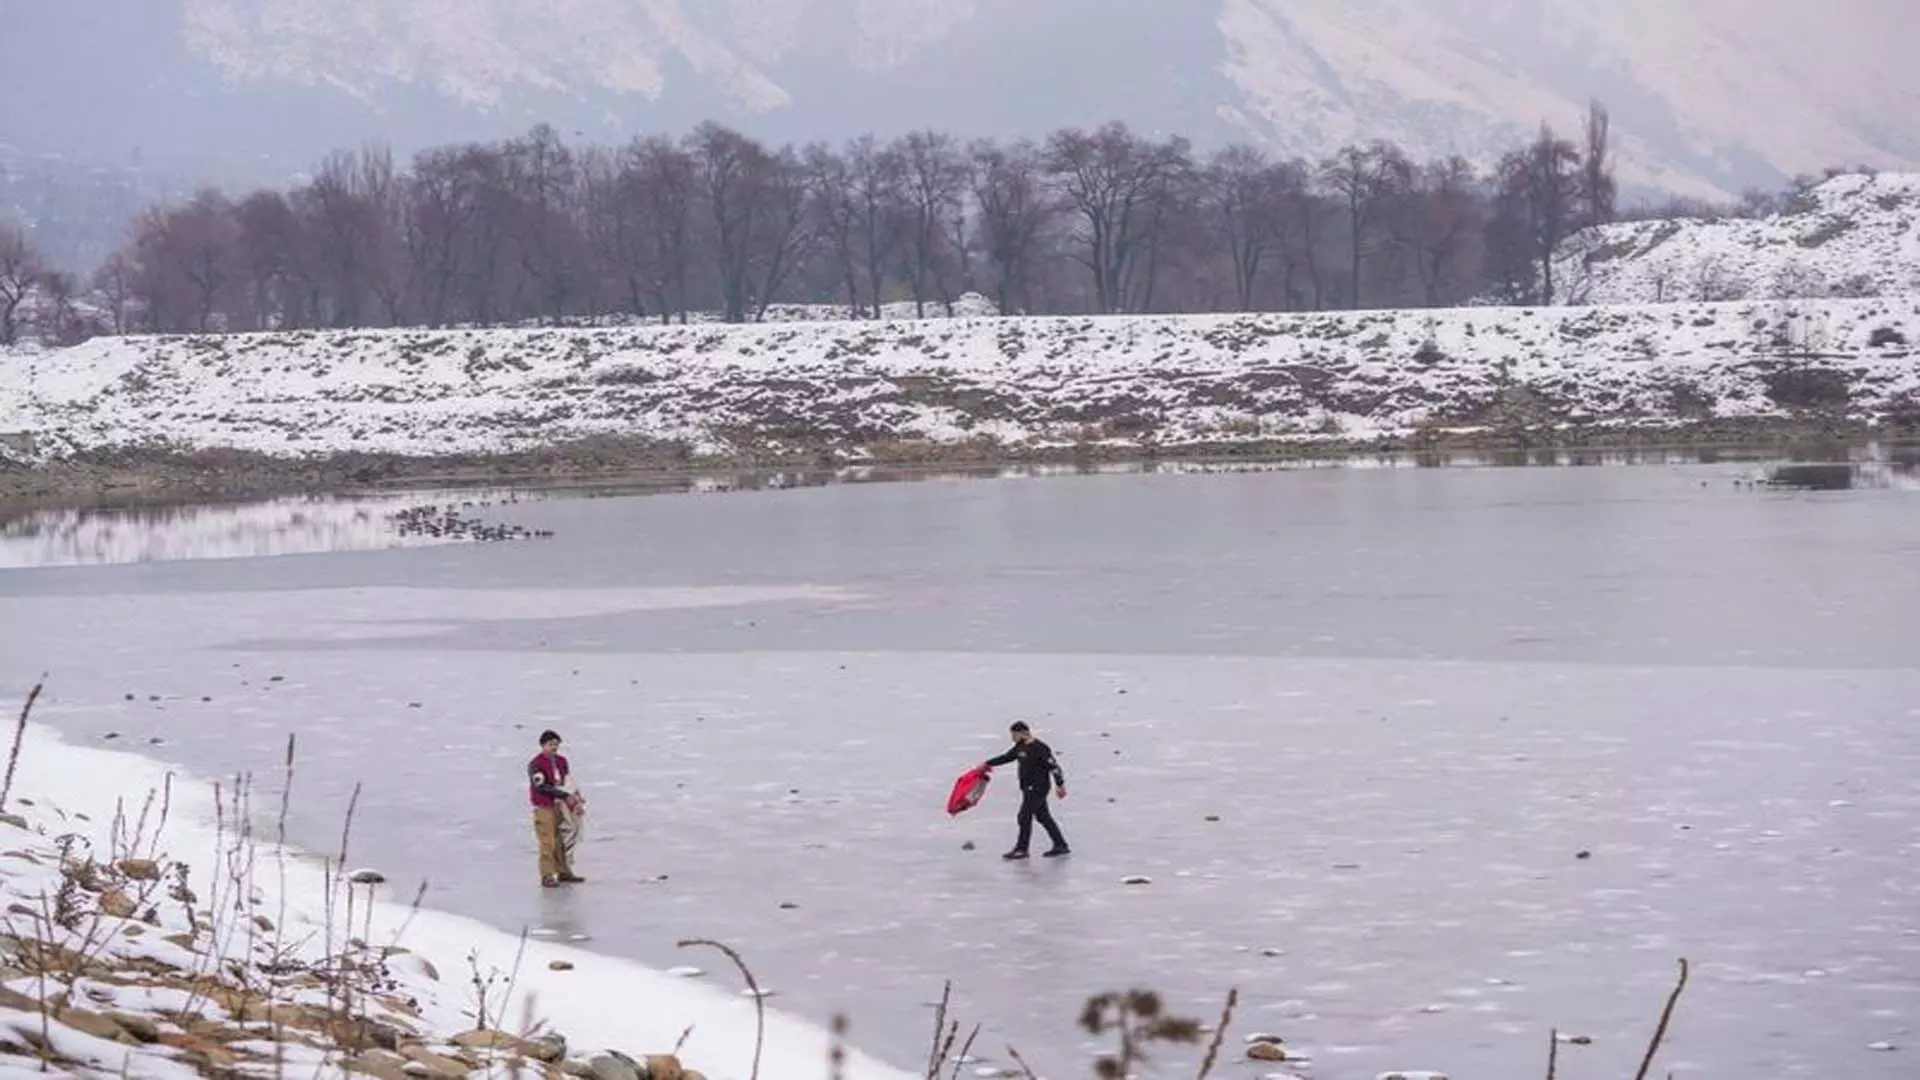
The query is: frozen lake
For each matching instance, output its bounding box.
[3,456,1918,1078]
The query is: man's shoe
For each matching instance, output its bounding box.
[1001,849,1030,860]
[1042,847,1071,858]
[541,876,561,888]
[559,874,586,883]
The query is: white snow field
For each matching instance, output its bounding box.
[2,461,1917,1078]
[1557,172,1920,306]
[2,296,1917,462]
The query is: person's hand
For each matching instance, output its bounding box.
[1055,786,1067,800]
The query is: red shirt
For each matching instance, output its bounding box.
[528,752,570,808]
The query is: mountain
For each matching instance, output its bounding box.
[1555,172,1920,305]
[0,1,1913,198]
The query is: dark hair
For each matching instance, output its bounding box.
[538,729,562,746]
[1009,721,1030,733]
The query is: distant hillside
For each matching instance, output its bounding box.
[1555,172,1920,306]
[3,297,1915,464]
[1,1,1913,200]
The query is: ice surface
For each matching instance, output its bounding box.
[2,462,1917,1078]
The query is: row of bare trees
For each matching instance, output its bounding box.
[2,107,1626,343]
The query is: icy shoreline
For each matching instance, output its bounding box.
[0,714,915,1080]
[1,298,1916,468]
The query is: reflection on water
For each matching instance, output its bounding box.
[3,443,1914,568]
[1764,459,1920,490]
[0,492,502,569]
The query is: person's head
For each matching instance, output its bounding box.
[1009,721,1032,744]
[538,730,562,754]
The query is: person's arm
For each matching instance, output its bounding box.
[528,763,569,801]
[1047,748,1066,795]
[983,746,1018,769]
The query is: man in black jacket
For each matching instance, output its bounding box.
[983,721,1070,859]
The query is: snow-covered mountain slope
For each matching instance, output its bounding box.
[3,299,1915,461]
[1221,0,1913,196]
[1,1,1912,196]
[1556,173,1920,305]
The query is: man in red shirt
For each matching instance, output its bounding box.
[529,729,586,887]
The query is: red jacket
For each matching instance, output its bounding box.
[528,752,571,808]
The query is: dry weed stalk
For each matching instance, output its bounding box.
[1631,958,1691,1080]
[1194,988,1238,1080]
[0,677,44,813]
[924,980,956,1080]
[1081,990,1203,1080]
[677,937,765,1080]
[828,1015,849,1080]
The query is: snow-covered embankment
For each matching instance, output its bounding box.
[2,297,1917,464]
[0,709,911,1080]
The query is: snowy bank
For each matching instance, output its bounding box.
[0,712,914,1080]
[2,296,1918,464]
[1556,172,1920,305]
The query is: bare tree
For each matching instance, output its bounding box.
[503,124,584,324]
[32,270,87,345]
[688,122,764,323]
[0,222,42,346]
[234,189,312,330]
[805,143,865,316]
[1043,122,1192,314]
[1398,157,1486,307]
[1201,145,1285,310]
[746,145,818,320]
[1319,140,1414,309]
[1491,125,1584,304]
[847,136,907,317]
[897,131,968,316]
[969,139,1057,316]
[1581,100,1618,228]
[90,253,135,334]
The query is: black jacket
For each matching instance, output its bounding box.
[986,738,1066,792]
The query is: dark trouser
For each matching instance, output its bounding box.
[1015,786,1067,852]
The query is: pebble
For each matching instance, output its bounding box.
[665,966,704,978]
[1575,850,1592,859]
[1260,947,1284,957]
[961,841,976,851]
[1868,1042,1896,1052]
[346,868,387,885]
[1554,1033,1593,1045]
[1121,875,1152,885]
[548,960,574,971]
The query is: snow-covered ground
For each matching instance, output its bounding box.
[1557,173,1920,305]
[0,714,915,1080]
[3,296,1916,462]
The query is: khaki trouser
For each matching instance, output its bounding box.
[533,806,573,881]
